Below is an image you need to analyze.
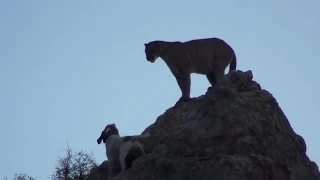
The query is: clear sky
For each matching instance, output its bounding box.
[0,0,319,179]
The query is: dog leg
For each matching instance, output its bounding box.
[136,142,146,155]
[108,160,113,178]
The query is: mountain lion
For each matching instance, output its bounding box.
[144,37,237,105]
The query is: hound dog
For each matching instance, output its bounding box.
[97,123,149,177]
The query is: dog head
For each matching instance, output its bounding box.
[97,123,120,144]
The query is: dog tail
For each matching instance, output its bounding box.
[134,132,150,139]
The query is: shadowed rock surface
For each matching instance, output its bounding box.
[88,70,320,180]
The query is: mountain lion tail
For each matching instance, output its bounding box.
[229,52,237,73]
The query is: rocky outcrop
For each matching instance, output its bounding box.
[88,70,320,180]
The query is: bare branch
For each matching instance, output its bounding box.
[51,140,97,180]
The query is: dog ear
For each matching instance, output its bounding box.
[144,43,147,46]
[97,137,102,144]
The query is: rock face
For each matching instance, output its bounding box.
[88,70,320,180]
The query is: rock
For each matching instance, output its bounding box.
[89,70,320,180]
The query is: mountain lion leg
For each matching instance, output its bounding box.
[214,68,225,85]
[175,72,191,104]
[206,72,216,91]
[207,66,225,91]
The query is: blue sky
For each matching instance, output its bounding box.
[0,0,319,179]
